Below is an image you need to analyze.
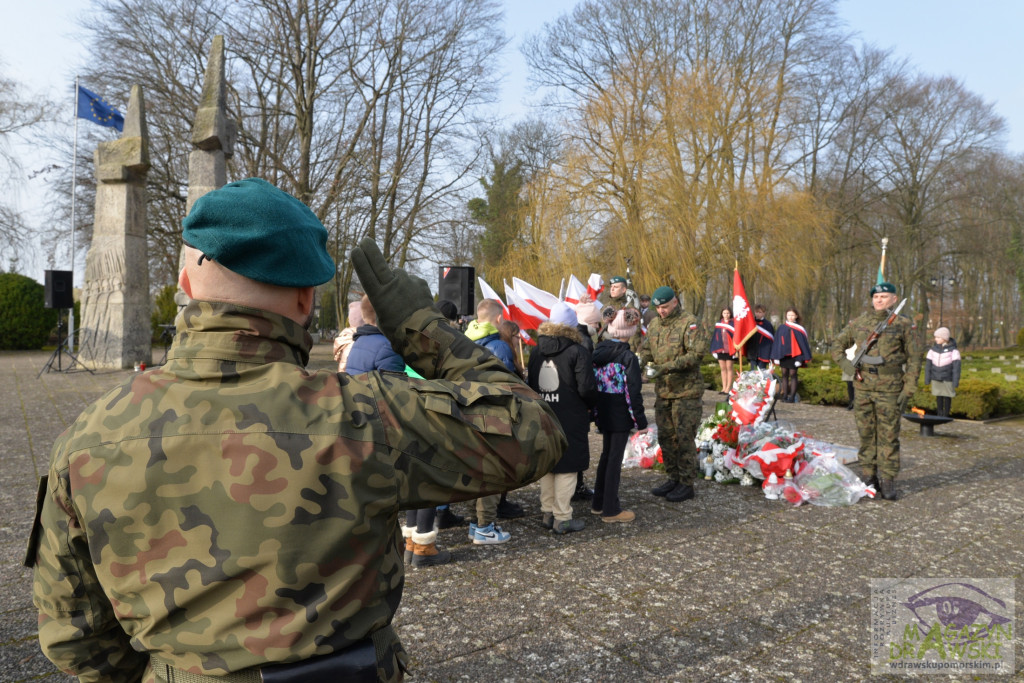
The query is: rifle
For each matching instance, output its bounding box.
[851,298,907,381]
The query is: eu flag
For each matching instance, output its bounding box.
[77,85,124,132]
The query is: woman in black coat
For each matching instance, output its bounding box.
[527,305,597,534]
[591,308,646,523]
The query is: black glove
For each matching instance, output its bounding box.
[351,238,434,340]
[897,384,915,413]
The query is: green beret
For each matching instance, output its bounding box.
[182,178,335,287]
[870,282,896,296]
[609,276,627,285]
[651,286,675,305]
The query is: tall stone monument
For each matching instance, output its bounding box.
[79,85,151,369]
[175,34,236,307]
[188,34,235,212]
[177,36,238,303]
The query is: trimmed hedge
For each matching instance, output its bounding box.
[793,366,1017,420]
[0,273,60,350]
[706,356,1023,420]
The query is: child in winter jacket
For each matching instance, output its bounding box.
[925,327,960,417]
[590,308,646,523]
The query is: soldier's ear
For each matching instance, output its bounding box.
[295,287,314,318]
[178,269,193,298]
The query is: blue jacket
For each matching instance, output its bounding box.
[465,320,516,372]
[345,325,405,374]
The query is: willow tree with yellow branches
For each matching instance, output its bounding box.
[519,0,836,317]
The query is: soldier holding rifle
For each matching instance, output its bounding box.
[832,282,922,501]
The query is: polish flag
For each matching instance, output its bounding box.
[477,277,536,345]
[504,280,546,331]
[732,265,757,350]
[477,277,510,318]
[564,274,588,305]
[512,277,560,318]
[587,273,604,301]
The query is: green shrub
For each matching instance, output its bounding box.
[1017,326,1024,349]
[992,381,1024,416]
[798,367,848,406]
[0,273,60,350]
[151,284,178,342]
[948,379,1001,420]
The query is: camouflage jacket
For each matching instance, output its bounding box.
[637,306,706,399]
[831,308,922,393]
[30,301,565,682]
[600,291,642,350]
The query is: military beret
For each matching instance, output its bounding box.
[651,286,675,306]
[870,282,896,296]
[182,177,335,287]
[609,276,627,285]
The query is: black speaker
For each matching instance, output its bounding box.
[438,266,475,317]
[44,270,74,310]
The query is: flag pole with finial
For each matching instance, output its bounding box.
[877,237,889,285]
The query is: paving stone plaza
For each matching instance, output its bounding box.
[3,345,1021,681]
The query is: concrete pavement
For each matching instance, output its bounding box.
[3,346,1021,681]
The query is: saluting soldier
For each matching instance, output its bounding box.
[833,282,922,501]
[27,178,566,682]
[637,286,706,503]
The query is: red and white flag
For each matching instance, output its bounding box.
[504,280,546,331]
[564,274,588,304]
[732,265,757,349]
[477,277,536,345]
[477,277,510,318]
[512,277,559,318]
[587,273,604,301]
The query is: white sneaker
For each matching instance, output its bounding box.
[472,522,511,545]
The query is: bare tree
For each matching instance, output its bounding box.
[59,0,504,320]
[0,64,51,266]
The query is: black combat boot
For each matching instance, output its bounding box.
[651,478,677,497]
[665,482,696,502]
[879,478,897,501]
[862,472,879,492]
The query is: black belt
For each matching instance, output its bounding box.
[152,636,378,683]
[261,638,377,683]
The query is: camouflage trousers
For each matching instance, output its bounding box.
[853,389,902,479]
[654,396,701,484]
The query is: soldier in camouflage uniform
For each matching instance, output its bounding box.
[600,275,642,350]
[27,178,566,683]
[833,282,922,501]
[637,286,706,503]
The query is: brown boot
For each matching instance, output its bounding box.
[402,525,414,565]
[411,530,452,568]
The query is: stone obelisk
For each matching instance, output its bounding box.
[188,34,235,212]
[175,35,236,306]
[79,85,151,369]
